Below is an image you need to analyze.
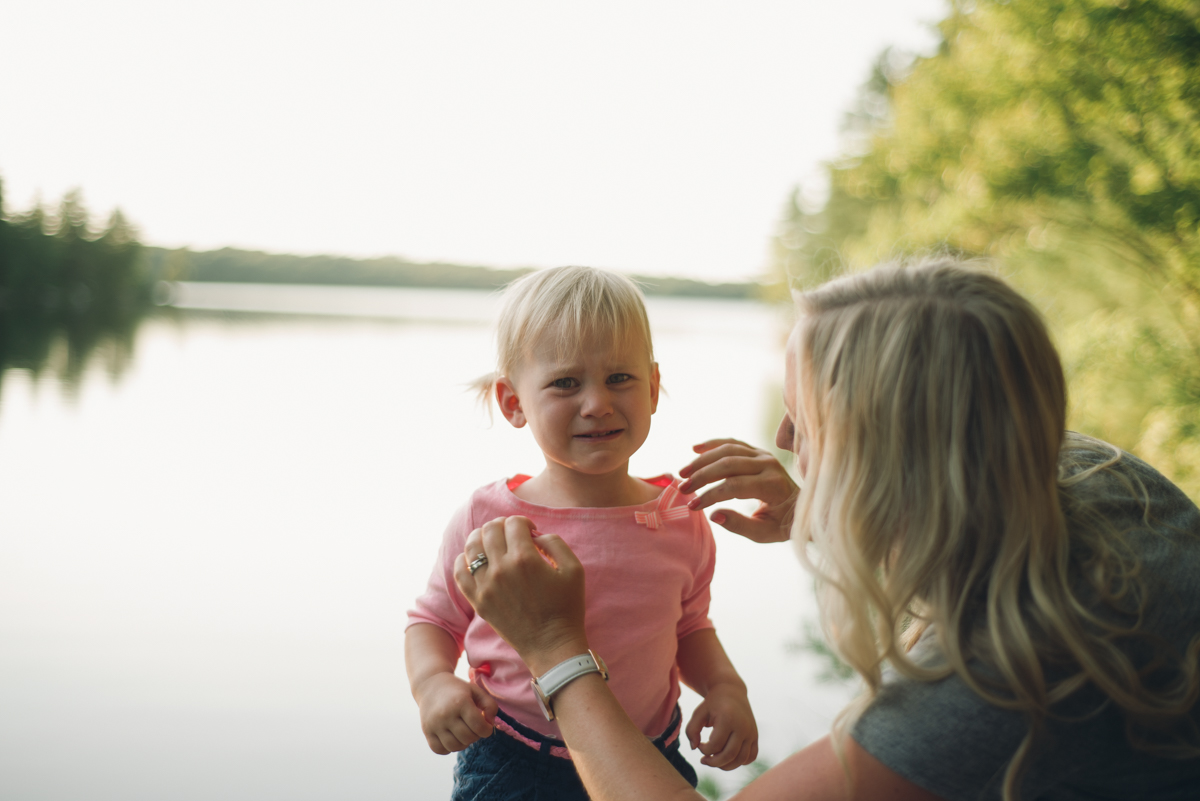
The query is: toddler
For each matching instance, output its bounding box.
[405,266,757,800]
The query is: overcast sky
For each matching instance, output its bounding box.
[2,1,945,282]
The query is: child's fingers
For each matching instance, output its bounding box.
[432,727,468,754]
[698,718,732,757]
[462,703,494,740]
[447,718,481,750]
[701,730,743,769]
[469,684,499,729]
[685,705,710,750]
[724,740,755,770]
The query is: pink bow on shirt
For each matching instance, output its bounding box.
[634,483,692,530]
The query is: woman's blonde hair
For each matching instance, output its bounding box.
[473,265,654,404]
[791,259,1200,799]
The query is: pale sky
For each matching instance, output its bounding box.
[1,1,945,282]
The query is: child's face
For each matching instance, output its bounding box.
[497,331,660,481]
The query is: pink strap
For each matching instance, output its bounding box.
[661,719,680,748]
[493,716,573,759]
[634,483,692,530]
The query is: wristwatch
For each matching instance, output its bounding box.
[530,650,608,721]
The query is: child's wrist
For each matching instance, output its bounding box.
[412,669,459,704]
[706,676,748,696]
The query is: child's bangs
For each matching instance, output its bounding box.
[537,312,647,367]
[495,265,656,379]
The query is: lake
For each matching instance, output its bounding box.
[0,283,857,800]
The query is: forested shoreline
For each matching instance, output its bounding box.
[0,183,760,389]
[0,184,151,388]
[143,246,762,300]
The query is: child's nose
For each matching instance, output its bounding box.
[580,386,613,416]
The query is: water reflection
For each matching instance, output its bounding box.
[0,304,143,397]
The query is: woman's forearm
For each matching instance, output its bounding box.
[552,673,939,801]
[549,672,704,801]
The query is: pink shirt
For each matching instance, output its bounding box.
[407,475,717,739]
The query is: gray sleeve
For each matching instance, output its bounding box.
[851,672,1028,801]
[853,671,1200,801]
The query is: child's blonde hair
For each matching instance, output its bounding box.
[791,259,1200,800]
[473,265,655,404]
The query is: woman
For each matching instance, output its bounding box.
[453,260,1200,800]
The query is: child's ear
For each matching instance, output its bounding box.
[496,377,527,428]
[649,362,661,414]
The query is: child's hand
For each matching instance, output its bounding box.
[413,672,499,755]
[685,681,759,770]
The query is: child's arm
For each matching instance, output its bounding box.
[405,622,499,755]
[676,628,758,771]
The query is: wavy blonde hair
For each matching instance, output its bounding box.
[791,259,1200,799]
[472,265,655,405]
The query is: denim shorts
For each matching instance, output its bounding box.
[451,705,697,801]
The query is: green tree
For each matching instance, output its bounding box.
[775,0,1200,497]
[0,178,150,392]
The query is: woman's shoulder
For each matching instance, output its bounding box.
[1060,432,1200,645]
[1059,432,1200,537]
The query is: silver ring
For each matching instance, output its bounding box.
[468,553,488,575]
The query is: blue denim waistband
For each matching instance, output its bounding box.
[493,703,684,761]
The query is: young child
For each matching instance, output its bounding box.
[405,265,758,800]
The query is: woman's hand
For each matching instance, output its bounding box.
[453,516,590,676]
[679,439,798,543]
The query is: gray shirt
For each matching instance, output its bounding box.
[852,435,1200,800]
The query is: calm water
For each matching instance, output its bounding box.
[0,284,856,800]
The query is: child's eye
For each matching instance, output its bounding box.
[550,377,579,389]
[607,373,632,384]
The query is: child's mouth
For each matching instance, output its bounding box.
[575,429,622,441]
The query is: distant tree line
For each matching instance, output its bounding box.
[0,181,151,389]
[0,174,763,393]
[145,247,763,300]
[773,0,1200,497]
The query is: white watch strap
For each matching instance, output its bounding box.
[536,650,608,698]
